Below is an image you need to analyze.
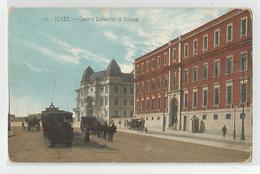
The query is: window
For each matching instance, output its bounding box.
[226,56,233,74]
[172,48,177,62]
[172,72,176,86]
[152,58,156,69]
[105,86,108,93]
[214,29,220,48]
[202,115,207,120]
[136,84,139,94]
[184,92,188,108]
[214,87,220,105]
[164,96,168,111]
[124,98,127,106]
[146,117,148,120]
[152,98,155,110]
[130,87,133,94]
[146,61,150,72]
[193,39,198,55]
[115,86,119,93]
[100,98,104,106]
[203,34,208,50]
[115,98,118,106]
[164,77,168,88]
[157,56,161,67]
[184,43,189,58]
[136,65,140,76]
[240,17,248,36]
[203,63,208,80]
[213,114,218,120]
[146,81,150,93]
[226,114,231,119]
[124,87,127,94]
[141,82,144,94]
[130,99,133,106]
[151,80,155,91]
[226,85,233,105]
[157,117,160,120]
[141,63,145,74]
[227,23,233,42]
[193,66,198,82]
[158,98,161,110]
[164,53,168,65]
[240,52,248,71]
[105,97,108,105]
[183,69,189,83]
[193,90,198,108]
[141,101,145,112]
[152,117,154,120]
[240,83,247,103]
[214,60,220,77]
[146,99,149,111]
[203,88,208,107]
[158,79,161,91]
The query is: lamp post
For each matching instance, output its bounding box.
[232,104,236,139]
[240,69,246,140]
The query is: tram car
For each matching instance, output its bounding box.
[41,102,73,147]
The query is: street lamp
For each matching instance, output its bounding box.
[232,104,236,139]
[240,69,246,140]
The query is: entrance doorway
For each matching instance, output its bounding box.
[170,95,178,128]
[192,117,199,133]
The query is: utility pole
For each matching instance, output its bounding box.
[240,70,245,140]
[233,104,236,139]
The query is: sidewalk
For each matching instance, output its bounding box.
[117,128,252,152]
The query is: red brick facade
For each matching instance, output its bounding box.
[134,9,252,133]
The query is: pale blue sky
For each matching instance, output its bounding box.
[9,8,230,116]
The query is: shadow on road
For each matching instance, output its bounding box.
[72,132,114,151]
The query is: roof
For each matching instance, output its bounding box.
[81,66,94,81]
[80,59,133,83]
[106,59,121,76]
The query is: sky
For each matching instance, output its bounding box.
[9,8,231,117]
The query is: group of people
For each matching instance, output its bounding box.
[81,120,117,143]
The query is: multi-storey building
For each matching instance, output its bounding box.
[74,59,134,124]
[134,9,252,138]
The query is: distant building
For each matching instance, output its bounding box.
[134,9,252,138]
[74,59,134,124]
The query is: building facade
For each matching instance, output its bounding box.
[74,59,134,125]
[134,9,252,138]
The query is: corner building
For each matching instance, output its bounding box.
[134,9,252,138]
[75,59,134,124]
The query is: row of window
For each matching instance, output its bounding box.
[201,113,246,120]
[80,86,134,96]
[183,16,248,58]
[182,52,248,83]
[183,82,247,109]
[112,110,133,117]
[135,16,249,77]
[136,76,168,94]
[136,97,168,113]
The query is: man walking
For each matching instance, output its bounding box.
[222,125,227,138]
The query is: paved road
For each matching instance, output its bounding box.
[8,127,250,163]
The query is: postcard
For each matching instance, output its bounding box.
[8,7,252,163]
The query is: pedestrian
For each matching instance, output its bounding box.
[222,125,227,137]
[22,121,26,131]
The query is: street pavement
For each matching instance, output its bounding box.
[117,128,252,152]
[8,127,251,162]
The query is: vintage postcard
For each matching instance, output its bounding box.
[8,8,252,163]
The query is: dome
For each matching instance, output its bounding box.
[106,59,121,76]
[81,66,94,81]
